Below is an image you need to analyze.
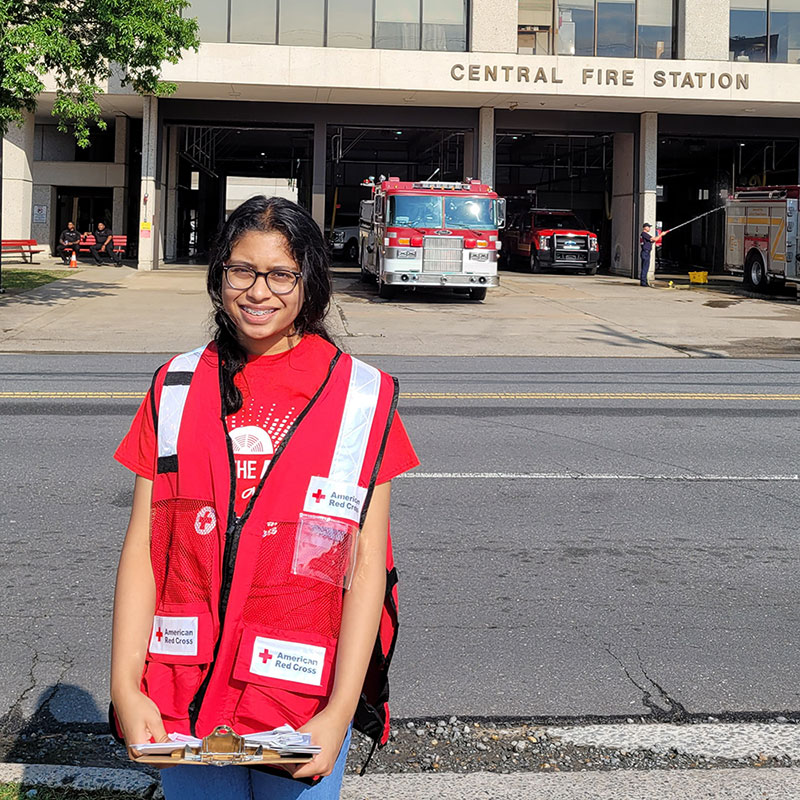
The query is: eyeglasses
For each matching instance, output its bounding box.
[223,265,302,295]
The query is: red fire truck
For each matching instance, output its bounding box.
[725,185,800,291]
[503,206,599,274]
[358,177,506,300]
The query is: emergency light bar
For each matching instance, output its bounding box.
[411,181,484,191]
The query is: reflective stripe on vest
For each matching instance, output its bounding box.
[330,358,380,484]
[157,345,205,472]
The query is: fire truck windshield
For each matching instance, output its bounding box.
[532,212,586,230]
[389,196,443,228]
[444,197,496,229]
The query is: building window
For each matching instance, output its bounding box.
[637,0,673,58]
[422,0,468,51]
[230,0,277,43]
[375,0,422,49]
[731,0,800,63]
[518,0,555,54]
[185,0,467,50]
[328,0,374,47]
[521,0,674,57]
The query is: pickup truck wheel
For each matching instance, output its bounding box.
[530,252,542,273]
[345,239,359,262]
[468,286,487,301]
[746,252,769,291]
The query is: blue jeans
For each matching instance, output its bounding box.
[160,727,352,800]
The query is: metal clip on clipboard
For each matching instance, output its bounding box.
[188,725,264,764]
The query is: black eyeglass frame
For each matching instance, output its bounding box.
[223,265,302,295]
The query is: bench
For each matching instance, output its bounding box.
[1,239,45,263]
[77,235,128,260]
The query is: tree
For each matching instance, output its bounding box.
[0,0,200,145]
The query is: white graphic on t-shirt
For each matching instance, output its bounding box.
[228,403,297,508]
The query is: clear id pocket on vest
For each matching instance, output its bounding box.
[291,513,359,590]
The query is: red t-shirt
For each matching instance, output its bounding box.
[115,335,419,516]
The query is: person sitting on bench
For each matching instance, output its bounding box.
[57,221,81,264]
[86,221,121,265]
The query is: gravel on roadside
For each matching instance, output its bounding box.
[2,717,797,778]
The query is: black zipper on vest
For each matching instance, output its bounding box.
[187,349,342,734]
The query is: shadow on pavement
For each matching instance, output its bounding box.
[0,275,124,308]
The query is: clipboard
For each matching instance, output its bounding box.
[130,725,316,766]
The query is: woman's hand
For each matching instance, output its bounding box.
[112,688,169,756]
[290,706,350,780]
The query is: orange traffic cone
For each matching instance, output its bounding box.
[69,250,78,269]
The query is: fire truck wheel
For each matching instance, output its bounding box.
[745,252,768,291]
[468,287,487,301]
[377,274,397,300]
[530,253,542,273]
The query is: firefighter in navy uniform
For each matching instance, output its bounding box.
[110,196,418,800]
[640,223,661,286]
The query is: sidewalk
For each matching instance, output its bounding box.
[0,261,798,357]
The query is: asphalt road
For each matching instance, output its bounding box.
[1,354,799,731]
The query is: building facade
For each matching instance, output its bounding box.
[4,0,800,275]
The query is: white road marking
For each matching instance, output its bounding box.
[401,472,800,482]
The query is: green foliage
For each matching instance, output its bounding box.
[0,0,199,146]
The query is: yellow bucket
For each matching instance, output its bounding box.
[688,270,708,284]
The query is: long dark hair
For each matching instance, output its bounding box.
[207,195,334,413]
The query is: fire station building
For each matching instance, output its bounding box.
[4,0,800,275]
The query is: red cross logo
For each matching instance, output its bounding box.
[155,628,163,642]
[312,489,326,503]
[260,649,273,664]
[194,506,216,535]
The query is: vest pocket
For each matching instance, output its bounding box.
[142,603,214,722]
[150,497,219,607]
[231,624,337,731]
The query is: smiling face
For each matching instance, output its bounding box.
[222,230,304,356]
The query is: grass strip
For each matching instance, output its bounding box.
[0,270,74,295]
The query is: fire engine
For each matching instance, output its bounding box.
[358,177,506,301]
[725,186,800,291]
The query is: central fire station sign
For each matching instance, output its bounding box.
[449,63,751,92]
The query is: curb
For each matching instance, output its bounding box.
[4,763,800,799]
[0,763,156,795]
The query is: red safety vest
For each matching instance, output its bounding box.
[111,342,400,747]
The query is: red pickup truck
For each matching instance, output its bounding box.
[503,208,599,274]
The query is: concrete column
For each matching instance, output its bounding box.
[610,132,635,277]
[138,97,159,270]
[165,126,179,261]
[311,121,326,232]
[470,0,518,53]
[677,0,730,61]
[113,115,129,236]
[478,108,495,187]
[638,112,658,285]
[2,112,35,239]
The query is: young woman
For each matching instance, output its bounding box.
[110,196,418,799]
